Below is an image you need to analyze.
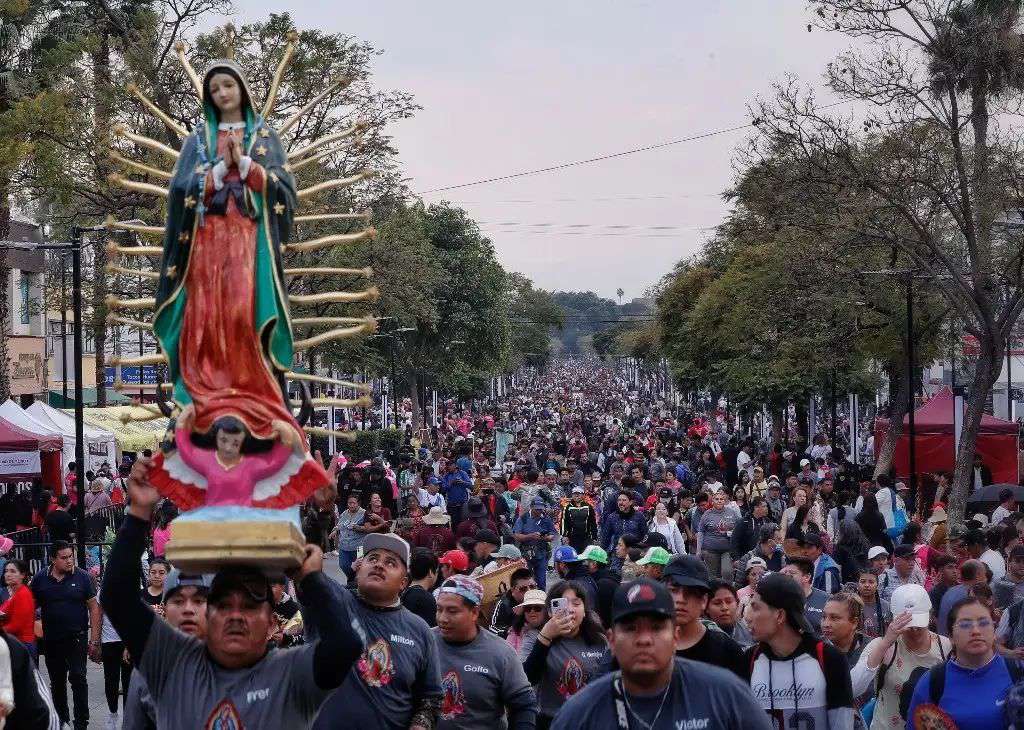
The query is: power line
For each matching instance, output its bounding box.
[417,99,850,195]
[477,221,711,230]
[440,193,722,204]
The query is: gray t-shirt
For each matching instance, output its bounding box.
[551,658,771,730]
[535,636,608,718]
[804,588,829,635]
[121,671,155,730]
[432,628,535,730]
[311,584,441,730]
[138,618,329,729]
[698,508,736,553]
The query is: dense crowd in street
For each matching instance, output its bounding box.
[4,358,1024,729]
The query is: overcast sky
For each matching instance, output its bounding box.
[230,2,849,299]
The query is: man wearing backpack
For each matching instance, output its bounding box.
[744,573,856,729]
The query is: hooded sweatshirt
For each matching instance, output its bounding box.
[813,553,842,595]
[746,635,855,730]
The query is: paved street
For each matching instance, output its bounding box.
[42,558,349,729]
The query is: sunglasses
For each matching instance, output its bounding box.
[523,606,544,613]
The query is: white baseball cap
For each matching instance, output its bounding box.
[867,546,890,560]
[800,459,810,467]
[890,583,932,627]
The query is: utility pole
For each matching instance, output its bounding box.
[5,227,103,567]
[905,271,917,506]
[71,229,86,566]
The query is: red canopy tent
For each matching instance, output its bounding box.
[875,387,1019,484]
[0,416,61,492]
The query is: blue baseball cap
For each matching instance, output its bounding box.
[531,496,547,509]
[553,546,580,563]
[427,476,441,486]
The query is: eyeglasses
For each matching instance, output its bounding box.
[954,618,994,632]
[524,606,544,613]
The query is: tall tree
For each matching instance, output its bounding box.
[747,0,1024,521]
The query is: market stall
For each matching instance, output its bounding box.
[78,406,170,456]
[26,400,119,474]
[0,400,71,475]
[0,413,59,493]
[874,387,1019,485]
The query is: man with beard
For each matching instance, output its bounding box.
[432,575,536,730]
[122,571,211,730]
[312,533,442,730]
[600,491,647,554]
[102,459,367,730]
[552,579,769,730]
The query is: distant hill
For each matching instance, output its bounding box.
[550,291,652,354]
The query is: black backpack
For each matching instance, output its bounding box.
[904,658,1024,719]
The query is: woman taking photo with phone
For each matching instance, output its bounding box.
[523,580,608,730]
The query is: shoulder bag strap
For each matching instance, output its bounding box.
[611,672,631,730]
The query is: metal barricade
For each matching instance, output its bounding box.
[5,540,113,577]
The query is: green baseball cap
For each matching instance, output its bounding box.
[579,545,609,564]
[636,547,671,566]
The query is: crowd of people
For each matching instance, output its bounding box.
[2,358,1024,729]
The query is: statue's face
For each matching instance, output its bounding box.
[209,72,242,115]
[216,429,245,460]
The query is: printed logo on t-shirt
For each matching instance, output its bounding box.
[676,720,710,730]
[357,639,394,687]
[440,670,466,720]
[204,698,243,730]
[556,655,587,698]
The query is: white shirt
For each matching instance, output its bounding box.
[992,504,1013,526]
[981,548,1006,583]
[736,450,753,480]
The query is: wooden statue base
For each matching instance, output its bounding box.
[166,519,306,574]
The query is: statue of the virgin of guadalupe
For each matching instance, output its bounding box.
[105,31,380,570]
[144,58,331,516]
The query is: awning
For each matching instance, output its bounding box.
[27,400,119,473]
[0,401,62,452]
[76,406,171,453]
[47,388,130,408]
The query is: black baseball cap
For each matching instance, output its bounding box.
[611,578,676,624]
[474,529,501,548]
[893,544,916,559]
[755,573,814,636]
[661,554,710,591]
[799,532,824,549]
[208,566,273,607]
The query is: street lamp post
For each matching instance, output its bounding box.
[5,225,103,567]
[60,254,68,405]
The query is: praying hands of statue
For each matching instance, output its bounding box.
[224,130,242,168]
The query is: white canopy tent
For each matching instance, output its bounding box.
[26,400,119,475]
